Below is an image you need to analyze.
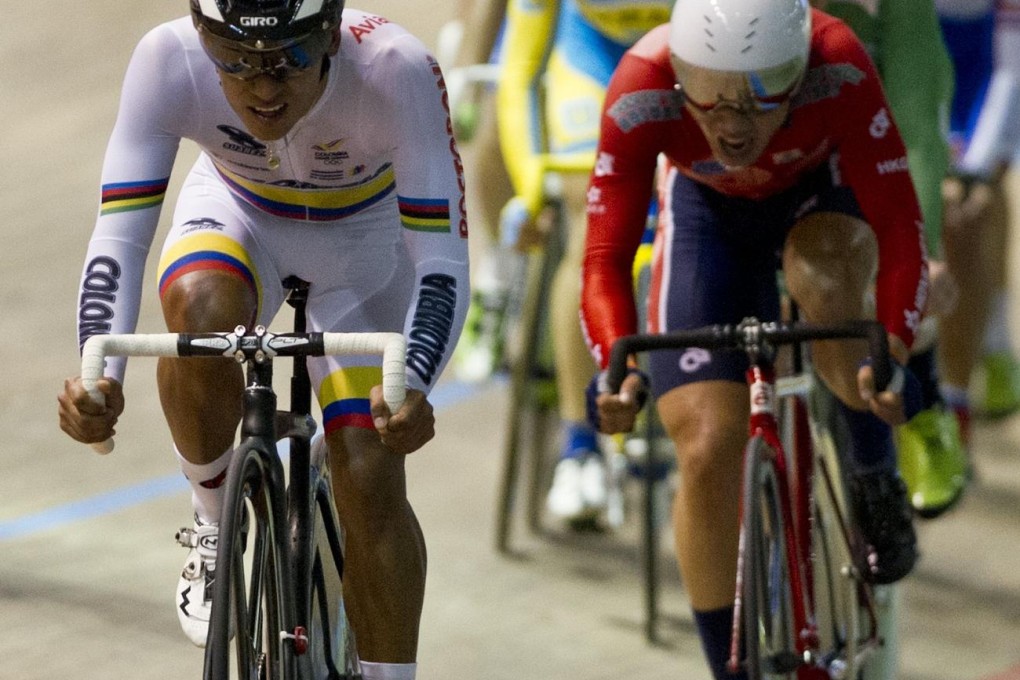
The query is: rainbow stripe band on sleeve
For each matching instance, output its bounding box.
[100,178,170,215]
[398,196,451,233]
[319,365,383,434]
[156,233,262,314]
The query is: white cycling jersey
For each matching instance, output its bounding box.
[77,11,470,402]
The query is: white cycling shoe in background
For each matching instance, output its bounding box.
[546,455,608,521]
[175,515,219,647]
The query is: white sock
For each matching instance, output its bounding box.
[175,446,232,524]
[358,661,417,680]
[983,290,1013,355]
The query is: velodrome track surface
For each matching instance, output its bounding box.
[3,2,1018,678]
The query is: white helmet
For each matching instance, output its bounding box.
[669,0,811,102]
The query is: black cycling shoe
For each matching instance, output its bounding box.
[848,468,919,584]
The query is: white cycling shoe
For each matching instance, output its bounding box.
[175,515,219,647]
[546,456,608,521]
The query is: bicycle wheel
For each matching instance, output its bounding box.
[741,435,799,680]
[307,437,361,679]
[811,442,863,679]
[205,443,290,680]
[808,382,881,678]
[495,231,561,551]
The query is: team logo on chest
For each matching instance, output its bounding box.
[311,138,351,181]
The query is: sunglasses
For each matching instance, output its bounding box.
[672,56,803,115]
[681,87,796,115]
[199,28,331,81]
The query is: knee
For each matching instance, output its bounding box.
[784,214,877,321]
[675,421,745,490]
[786,266,849,323]
[161,271,257,332]
[660,393,747,487]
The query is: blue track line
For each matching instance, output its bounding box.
[0,379,485,541]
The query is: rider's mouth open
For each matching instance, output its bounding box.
[251,103,287,121]
[719,137,750,154]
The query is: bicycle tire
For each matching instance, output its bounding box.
[810,445,863,680]
[307,437,362,680]
[205,442,291,680]
[808,380,885,678]
[741,435,799,680]
[495,230,562,552]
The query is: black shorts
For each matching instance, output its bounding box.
[647,157,864,398]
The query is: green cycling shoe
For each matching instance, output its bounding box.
[973,351,1020,419]
[452,290,507,384]
[895,407,971,519]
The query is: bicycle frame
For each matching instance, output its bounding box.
[606,318,890,679]
[732,360,883,677]
[733,361,814,669]
[80,285,407,680]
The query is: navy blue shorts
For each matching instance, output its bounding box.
[647,158,864,398]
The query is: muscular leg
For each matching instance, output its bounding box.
[657,381,749,679]
[551,173,598,424]
[656,382,749,610]
[544,174,608,521]
[455,97,517,381]
[465,98,514,252]
[328,427,426,663]
[783,212,880,406]
[784,212,918,584]
[158,270,256,463]
[939,182,998,393]
[988,179,1011,310]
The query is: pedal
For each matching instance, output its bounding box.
[175,527,197,548]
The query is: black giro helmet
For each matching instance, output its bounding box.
[191,0,344,46]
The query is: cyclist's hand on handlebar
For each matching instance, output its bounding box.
[858,364,908,425]
[58,376,125,445]
[587,368,649,434]
[370,386,435,455]
[857,335,922,426]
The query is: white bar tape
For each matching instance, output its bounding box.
[80,331,408,454]
[81,334,182,454]
[321,332,407,415]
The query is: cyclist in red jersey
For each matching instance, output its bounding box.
[582,0,925,676]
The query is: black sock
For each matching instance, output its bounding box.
[836,400,896,473]
[693,606,749,680]
[907,345,943,410]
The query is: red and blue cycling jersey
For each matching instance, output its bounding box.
[581,10,928,368]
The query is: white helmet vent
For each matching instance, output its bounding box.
[670,0,810,72]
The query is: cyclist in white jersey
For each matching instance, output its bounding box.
[56,2,469,678]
